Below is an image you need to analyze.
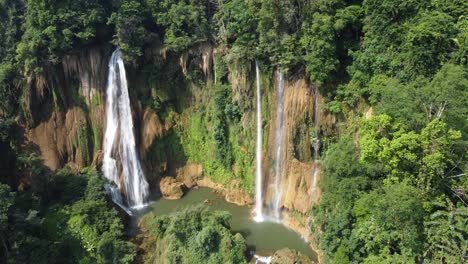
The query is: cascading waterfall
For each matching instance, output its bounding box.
[272,69,286,221]
[102,49,149,209]
[254,61,264,222]
[312,165,319,190]
[312,88,320,190]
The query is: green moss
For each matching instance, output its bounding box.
[91,121,101,152]
[293,113,313,162]
[214,53,229,84]
[76,122,91,165]
[228,125,254,192]
[147,129,187,170]
[51,87,59,112]
[91,93,102,106]
[50,81,66,112]
[69,80,87,107]
[175,98,254,192]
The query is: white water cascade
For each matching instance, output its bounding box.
[102,49,149,209]
[311,88,321,190]
[254,61,264,222]
[254,254,272,264]
[272,69,286,221]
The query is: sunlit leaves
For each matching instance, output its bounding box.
[144,205,247,264]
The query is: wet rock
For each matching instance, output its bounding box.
[197,177,252,206]
[272,248,314,264]
[282,160,316,213]
[140,108,164,156]
[176,163,203,188]
[225,181,253,206]
[159,177,184,200]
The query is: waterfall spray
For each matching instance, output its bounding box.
[102,49,149,209]
[272,69,286,221]
[254,61,264,222]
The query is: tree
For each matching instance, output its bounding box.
[425,202,468,263]
[301,12,338,85]
[108,0,152,64]
[67,171,135,264]
[422,63,468,135]
[16,0,111,73]
[352,182,425,262]
[141,205,247,264]
[400,11,457,78]
[146,0,214,52]
[0,183,14,260]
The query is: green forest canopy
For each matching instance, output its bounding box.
[0,0,466,263]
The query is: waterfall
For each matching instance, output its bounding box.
[312,165,319,190]
[272,69,286,220]
[254,61,264,222]
[102,49,149,209]
[312,87,320,190]
[104,184,133,215]
[313,88,320,160]
[254,254,272,264]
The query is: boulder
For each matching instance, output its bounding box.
[159,177,184,200]
[225,181,253,206]
[176,163,203,188]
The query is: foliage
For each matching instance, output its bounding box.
[359,115,462,192]
[0,1,466,263]
[0,183,15,232]
[16,0,112,73]
[0,0,22,117]
[352,182,425,261]
[146,0,214,52]
[424,201,468,263]
[314,113,466,263]
[67,171,136,264]
[4,168,135,264]
[108,0,151,63]
[300,13,338,84]
[142,205,247,264]
[213,0,258,61]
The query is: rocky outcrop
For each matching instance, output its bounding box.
[264,76,324,214]
[197,177,253,206]
[141,108,165,154]
[26,107,91,171]
[24,45,109,172]
[271,248,315,264]
[225,181,253,206]
[282,159,319,213]
[159,177,184,200]
[176,163,203,188]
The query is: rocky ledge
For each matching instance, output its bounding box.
[159,177,184,200]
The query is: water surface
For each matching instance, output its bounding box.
[133,188,317,261]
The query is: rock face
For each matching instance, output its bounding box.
[26,107,92,171]
[272,248,315,264]
[24,45,109,172]
[264,77,326,215]
[140,108,165,157]
[176,163,203,188]
[21,42,328,223]
[197,177,253,206]
[159,177,184,200]
[282,160,321,213]
[225,181,253,206]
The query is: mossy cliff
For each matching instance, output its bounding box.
[21,43,333,217]
[23,45,110,172]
